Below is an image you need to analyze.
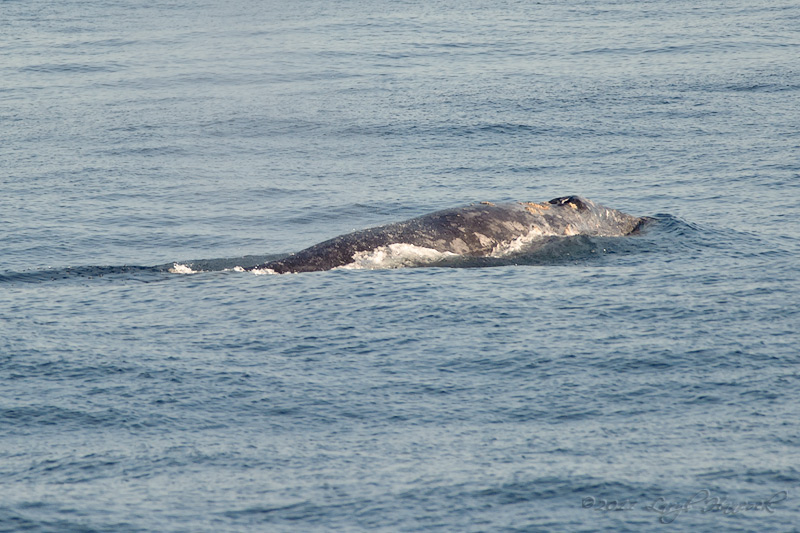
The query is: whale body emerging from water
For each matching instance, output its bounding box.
[249,196,647,273]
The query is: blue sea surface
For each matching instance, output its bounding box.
[2,0,800,531]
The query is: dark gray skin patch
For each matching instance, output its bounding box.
[250,196,645,273]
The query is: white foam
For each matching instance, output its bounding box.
[169,263,197,274]
[489,227,550,257]
[224,265,279,275]
[248,267,279,275]
[338,243,459,270]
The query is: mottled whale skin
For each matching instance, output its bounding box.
[251,196,646,273]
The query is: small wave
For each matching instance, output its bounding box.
[19,62,127,74]
[0,264,167,285]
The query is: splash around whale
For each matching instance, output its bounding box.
[248,196,649,274]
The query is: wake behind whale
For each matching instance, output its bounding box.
[249,196,649,274]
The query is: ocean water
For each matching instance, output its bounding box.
[2,0,800,531]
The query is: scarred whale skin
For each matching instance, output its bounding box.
[250,196,647,273]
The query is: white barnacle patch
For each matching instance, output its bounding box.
[474,232,495,248]
[449,238,470,254]
[503,220,526,232]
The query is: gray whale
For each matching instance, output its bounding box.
[250,196,647,273]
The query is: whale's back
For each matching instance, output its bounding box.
[253,198,645,273]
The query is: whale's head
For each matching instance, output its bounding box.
[547,195,645,235]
